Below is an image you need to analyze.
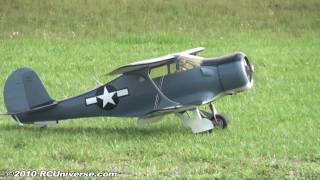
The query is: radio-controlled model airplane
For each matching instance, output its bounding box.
[2,47,254,133]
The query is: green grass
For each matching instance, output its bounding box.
[1,0,320,179]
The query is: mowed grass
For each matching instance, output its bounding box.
[0,0,320,178]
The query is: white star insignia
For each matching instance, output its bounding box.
[85,86,129,109]
[97,87,116,108]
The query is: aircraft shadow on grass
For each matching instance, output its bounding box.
[0,124,191,139]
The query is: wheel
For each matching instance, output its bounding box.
[200,111,229,130]
[210,113,229,129]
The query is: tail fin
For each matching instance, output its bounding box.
[3,68,54,114]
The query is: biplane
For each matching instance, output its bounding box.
[2,47,254,133]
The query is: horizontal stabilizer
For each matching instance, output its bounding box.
[1,101,58,115]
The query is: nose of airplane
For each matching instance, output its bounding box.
[217,53,254,94]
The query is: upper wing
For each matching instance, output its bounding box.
[108,47,205,75]
[172,47,204,56]
[109,54,175,75]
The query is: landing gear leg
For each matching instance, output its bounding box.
[201,103,229,129]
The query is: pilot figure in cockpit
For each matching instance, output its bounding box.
[178,55,203,71]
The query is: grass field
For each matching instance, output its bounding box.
[1,0,320,178]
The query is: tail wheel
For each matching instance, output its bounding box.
[211,113,228,129]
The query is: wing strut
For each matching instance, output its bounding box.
[132,68,180,111]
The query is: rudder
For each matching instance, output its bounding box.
[3,67,54,114]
